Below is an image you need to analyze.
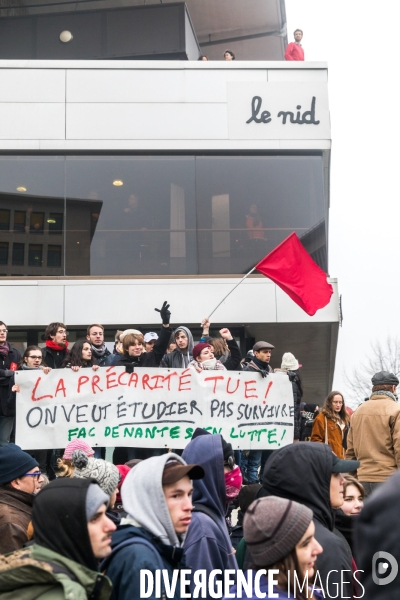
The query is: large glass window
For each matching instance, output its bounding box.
[0,154,327,277]
[65,157,197,276]
[195,156,326,274]
[0,156,65,276]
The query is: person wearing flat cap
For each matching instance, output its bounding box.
[0,443,44,554]
[103,453,205,600]
[224,496,324,599]
[241,341,274,485]
[346,370,400,497]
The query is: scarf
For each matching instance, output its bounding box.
[247,357,270,378]
[21,365,42,370]
[225,466,243,501]
[0,342,10,357]
[46,339,69,352]
[91,343,107,358]
[189,359,226,373]
[370,390,398,402]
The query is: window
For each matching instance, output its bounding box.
[28,244,43,267]
[0,209,10,231]
[0,242,8,265]
[30,212,45,234]
[12,243,25,266]
[48,213,63,235]
[14,211,27,233]
[47,245,62,267]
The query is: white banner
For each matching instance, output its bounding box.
[15,367,294,450]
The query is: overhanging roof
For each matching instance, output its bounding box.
[0,0,288,60]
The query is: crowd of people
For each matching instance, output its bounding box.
[1,303,400,599]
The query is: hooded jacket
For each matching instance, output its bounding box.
[105,453,189,600]
[182,435,238,599]
[0,545,112,600]
[258,442,353,599]
[0,478,111,600]
[160,326,194,369]
[354,469,400,599]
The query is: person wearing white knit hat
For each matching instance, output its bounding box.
[274,353,303,443]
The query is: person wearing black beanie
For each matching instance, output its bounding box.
[0,478,115,599]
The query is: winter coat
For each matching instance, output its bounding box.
[91,346,111,367]
[274,369,302,440]
[182,434,238,599]
[0,544,112,600]
[222,339,242,371]
[334,508,356,553]
[311,413,346,458]
[105,524,186,600]
[258,442,353,599]
[113,326,171,370]
[0,487,34,555]
[346,393,400,482]
[41,346,68,369]
[223,571,324,600]
[0,345,21,417]
[160,326,194,369]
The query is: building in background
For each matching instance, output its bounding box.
[0,0,338,401]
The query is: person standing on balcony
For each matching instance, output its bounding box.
[285,29,305,61]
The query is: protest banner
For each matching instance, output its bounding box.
[15,366,294,450]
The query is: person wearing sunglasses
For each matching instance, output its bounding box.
[0,320,22,447]
[0,443,44,554]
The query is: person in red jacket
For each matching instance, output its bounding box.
[285,29,304,61]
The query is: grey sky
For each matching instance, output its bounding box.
[285,1,400,405]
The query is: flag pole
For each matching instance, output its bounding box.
[208,266,256,319]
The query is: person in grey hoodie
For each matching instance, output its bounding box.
[103,453,204,600]
[160,326,194,368]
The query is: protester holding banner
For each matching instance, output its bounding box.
[103,453,204,600]
[0,478,115,599]
[189,342,226,372]
[161,325,194,368]
[62,339,99,371]
[41,322,69,369]
[0,321,21,447]
[86,323,111,367]
[114,301,172,371]
[274,352,303,442]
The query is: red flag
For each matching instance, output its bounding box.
[255,232,333,316]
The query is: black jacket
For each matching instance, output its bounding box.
[222,338,242,371]
[354,470,400,599]
[0,345,21,417]
[114,326,171,370]
[288,370,302,440]
[258,442,353,599]
[243,358,272,377]
[41,346,68,369]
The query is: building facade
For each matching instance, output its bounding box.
[0,59,337,401]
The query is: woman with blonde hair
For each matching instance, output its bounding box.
[310,391,350,458]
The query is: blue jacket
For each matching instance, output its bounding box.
[182,434,238,599]
[105,524,186,600]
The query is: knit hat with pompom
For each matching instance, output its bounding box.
[72,450,119,497]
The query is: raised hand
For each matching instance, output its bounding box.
[155,300,171,325]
